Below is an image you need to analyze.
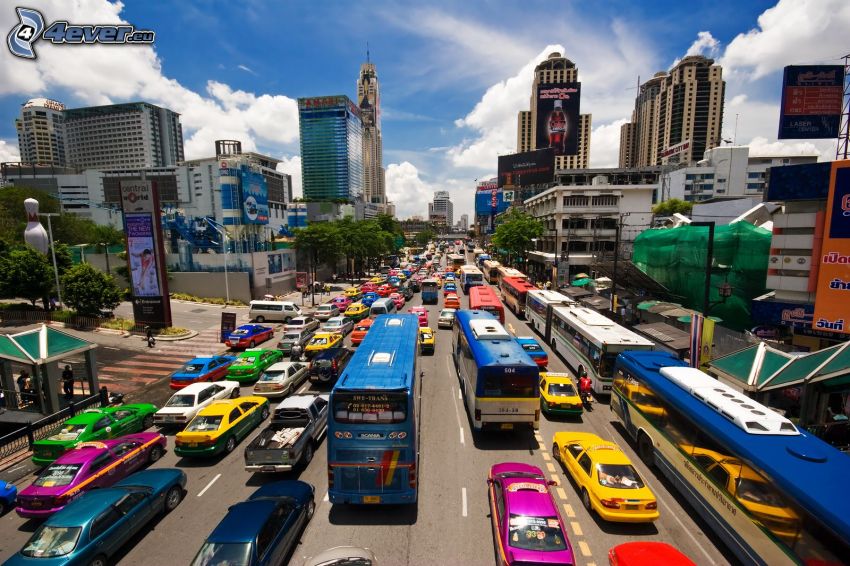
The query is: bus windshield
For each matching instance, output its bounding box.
[483,371,536,397]
[333,392,408,424]
[597,353,619,378]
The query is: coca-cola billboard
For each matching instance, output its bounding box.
[535,82,580,156]
[497,148,555,188]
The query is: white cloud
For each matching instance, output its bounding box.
[0,0,299,161]
[721,0,850,80]
[686,31,720,58]
[237,64,257,76]
[276,156,302,199]
[385,161,476,222]
[0,140,21,162]
[745,136,831,158]
[589,118,629,168]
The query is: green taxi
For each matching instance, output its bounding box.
[226,348,283,383]
[31,404,158,466]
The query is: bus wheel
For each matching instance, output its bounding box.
[638,433,654,468]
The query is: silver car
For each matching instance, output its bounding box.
[302,546,376,566]
[321,316,353,336]
[285,316,320,333]
[438,308,457,329]
[253,361,309,398]
[315,304,339,321]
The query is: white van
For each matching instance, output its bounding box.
[249,300,302,323]
[369,298,396,318]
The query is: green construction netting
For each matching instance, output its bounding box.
[632,222,771,331]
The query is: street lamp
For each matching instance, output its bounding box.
[39,212,62,309]
[99,242,111,274]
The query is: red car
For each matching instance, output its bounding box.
[377,284,393,297]
[351,318,374,346]
[226,324,274,349]
[360,283,377,294]
[390,293,405,309]
[608,542,696,566]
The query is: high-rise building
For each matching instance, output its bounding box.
[15,98,67,166]
[516,52,591,169]
[63,102,184,170]
[357,60,386,207]
[459,214,469,232]
[298,95,363,201]
[619,56,725,167]
[428,190,453,228]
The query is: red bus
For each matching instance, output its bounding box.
[500,276,537,318]
[469,285,505,324]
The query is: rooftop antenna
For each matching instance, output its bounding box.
[366,42,370,64]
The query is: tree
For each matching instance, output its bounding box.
[491,209,544,268]
[652,198,693,217]
[0,247,55,306]
[415,228,435,247]
[61,263,122,315]
[293,223,343,294]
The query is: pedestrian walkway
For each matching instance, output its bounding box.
[96,351,188,394]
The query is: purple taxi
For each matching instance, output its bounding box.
[15,432,166,519]
[487,462,574,566]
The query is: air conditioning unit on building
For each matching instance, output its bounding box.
[770,254,810,271]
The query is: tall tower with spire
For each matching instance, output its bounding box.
[357,50,387,209]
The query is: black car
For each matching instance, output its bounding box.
[410,280,421,293]
[308,347,353,385]
[401,285,414,301]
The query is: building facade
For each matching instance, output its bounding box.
[459,214,469,232]
[298,95,363,201]
[15,98,67,166]
[357,61,386,208]
[428,190,453,228]
[619,57,725,167]
[516,52,591,169]
[62,102,184,170]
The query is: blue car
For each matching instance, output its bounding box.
[6,468,186,566]
[360,292,379,307]
[227,324,275,349]
[191,480,314,566]
[169,354,237,390]
[1,480,17,514]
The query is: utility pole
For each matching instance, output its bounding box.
[40,212,62,308]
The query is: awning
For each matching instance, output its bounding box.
[677,314,723,323]
[572,278,593,287]
[646,302,682,314]
[636,300,660,311]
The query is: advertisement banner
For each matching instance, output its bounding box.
[296,272,308,289]
[812,161,850,335]
[126,214,161,297]
[535,82,581,156]
[689,313,704,368]
[220,312,237,343]
[240,168,269,224]
[497,148,555,188]
[700,318,715,368]
[778,65,844,140]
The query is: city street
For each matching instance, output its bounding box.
[0,278,733,565]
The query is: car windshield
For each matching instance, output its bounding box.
[355,325,369,331]
[235,357,256,366]
[50,423,88,441]
[166,394,197,408]
[548,383,577,397]
[310,337,328,345]
[319,305,334,311]
[440,310,455,317]
[420,332,433,340]
[282,333,300,341]
[22,526,82,557]
[231,329,249,335]
[325,321,342,327]
[289,318,306,325]
[181,364,203,374]
[185,415,223,432]
[259,370,286,382]
[34,464,83,487]
[191,542,252,566]
[507,515,567,552]
[596,463,644,489]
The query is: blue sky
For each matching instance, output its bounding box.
[1,0,846,219]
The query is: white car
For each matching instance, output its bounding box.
[252,361,309,398]
[322,316,354,336]
[285,316,320,333]
[315,304,339,322]
[153,381,240,426]
[438,308,457,329]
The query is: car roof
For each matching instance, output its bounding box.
[185,357,216,364]
[64,411,106,424]
[171,382,217,394]
[515,337,540,344]
[541,372,575,383]
[46,487,127,527]
[274,394,327,410]
[503,476,557,517]
[313,347,347,360]
[206,499,281,543]
[197,400,238,416]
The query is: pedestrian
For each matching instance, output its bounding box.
[16,369,28,397]
[62,365,74,399]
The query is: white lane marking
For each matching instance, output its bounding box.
[457,388,462,400]
[459,427,465,445]
[461,487,468,517]
[6,464,24,473]
[323,491,329,502]
[653,488,715,564]
[105,346,120,351]
[197,473,221,497]
[297,382,310,394]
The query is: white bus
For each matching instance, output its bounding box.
[459,265,485,293]
[524,290,575,339]
[495,266,526,286]
[447,253,465,270]
[549,306,654,395]
[482,260,501,284]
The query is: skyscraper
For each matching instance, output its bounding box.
[516,52,591,169]
[298,95,363,201]
[357,59,386,207]
[619,56,725,167]
[428,190,453,228]
[15,98,67,166]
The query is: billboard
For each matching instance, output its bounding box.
[778,65,844,139]
[535,82,580,156]
[497,148,555,188]
[240,168,269,224]
[475,188,509,216]
[812,161,850,335]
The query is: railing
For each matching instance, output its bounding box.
[0,392,104,461]
[0,309,148,334]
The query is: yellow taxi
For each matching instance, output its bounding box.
[369,276,385,284]
[344,302,369,322]
[552,432,659,523]
[418,327,435,355]
[304,331,343,358]
[539,372,583,417]
[174,397,270,457]
[343,287,361,299]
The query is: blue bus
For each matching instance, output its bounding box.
[421,278,439,304]
[452,310,540,431]
[611,350,850,565]
[327,314,421,505]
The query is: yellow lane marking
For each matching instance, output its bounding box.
[556,487,567,500]
[563,503,575,518]
[541,451,551,462]
[578,541,592,557]
[571,521,583,536]
[549,474,559,485]
[546,462,557,473]
[587,563,597,566]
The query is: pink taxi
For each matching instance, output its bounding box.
[408,306,429,327]
[15,433,166,519]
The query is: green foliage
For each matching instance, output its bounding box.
[0,247,55,305]
[652,198,693,217]
[61,263,122,315]
[415,227,436,247]
[293,222,343,270]
[169,292,246,306]
[491,209,544,265]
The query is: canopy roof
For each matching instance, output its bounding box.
[0,324,96,365]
